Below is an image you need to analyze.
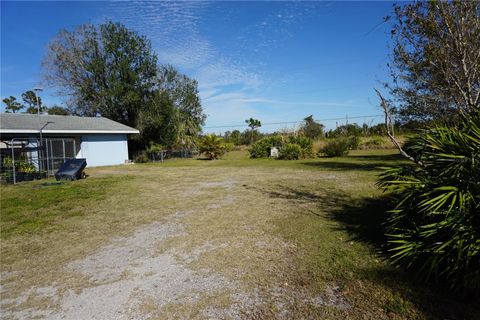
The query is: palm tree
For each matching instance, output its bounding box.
[2,96,24,113]
[245,118,261,144]
[199,134,225,160]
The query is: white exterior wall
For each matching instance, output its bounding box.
[79,134,129,167]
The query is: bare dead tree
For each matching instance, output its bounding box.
[375,89,422,165]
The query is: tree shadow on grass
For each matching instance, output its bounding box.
[257,185,390,247]
[32,181,66,188]
[302,160,398,171]
[333,196,477,318]
[246,184,346,219]
[256,184,479,319]
[328,195,479,318]
[329,195,390,247]
[301,153,405,172]
[347,153,404,161]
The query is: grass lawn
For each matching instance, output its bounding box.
[1,149,477,319]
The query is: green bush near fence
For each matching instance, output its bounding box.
[249,135,313,160]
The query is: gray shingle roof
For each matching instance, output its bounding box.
[0,113,139,134]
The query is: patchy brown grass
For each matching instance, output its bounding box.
[1,150,477,319]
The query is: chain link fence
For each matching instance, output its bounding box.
[0,138,77,184]
[147,149,199,162]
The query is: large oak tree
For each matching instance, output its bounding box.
[43,21,205,148]
[43,22,158,127]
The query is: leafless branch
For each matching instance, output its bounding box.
[375,89,423,165]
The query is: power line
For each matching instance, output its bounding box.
[203,114,383,129]
[363,15,391,37]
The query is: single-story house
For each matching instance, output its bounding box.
[0,113,139,167]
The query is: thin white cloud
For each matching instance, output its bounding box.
[234,2,330,57]
[229,98,353,107]
[201,93,261,130]
[108,1,261,90]
[195,60,262,91]
[203,92,353,107]
[156,37,213,70]
[108,1,213,68]
[106,1,336,129]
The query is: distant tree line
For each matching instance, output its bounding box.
[219,115,412,147]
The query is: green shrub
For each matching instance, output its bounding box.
[2,157,36,173]
[134,152,149,163]
[145,144,164,159]
[365,136,384,146]
[328,123,363,137]
[278,143,302,160]
[378,114,480,291]
[346,135,360,150]
[249,135,314,159]
[288,135,314,158]
[223,142,235,153]
[2,156,13,168]
[319,138,350,157]
[249,136,283,158]
[199,134,226,160]
[17,161,36,173]
[401,134,425,161]
[361,136,391,150]
[249,142,269,158]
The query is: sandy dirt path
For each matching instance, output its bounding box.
[1,171,350,319]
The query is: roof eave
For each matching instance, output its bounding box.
[0,129,140,134]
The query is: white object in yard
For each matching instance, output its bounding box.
[270,147,279,158]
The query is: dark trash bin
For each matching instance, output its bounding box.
[55,158,87,181]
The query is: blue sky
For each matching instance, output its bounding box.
[1,1,394,133]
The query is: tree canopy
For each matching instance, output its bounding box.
[301,115,324,139]
[21,90,43,114]
[43,22,158,126]
[2,91,49,114]
[43,21,205,149]
[245,118,262,131]
[47,105,70,115]
[387,1,480,124]
[245,118,262,145]
[154,65,205,148]
[2,96,23,113]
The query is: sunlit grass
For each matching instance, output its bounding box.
[0,149,476,319]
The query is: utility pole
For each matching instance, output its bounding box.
[33,87,43,115]
[34,87,44,175]
[39,121,53,177]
